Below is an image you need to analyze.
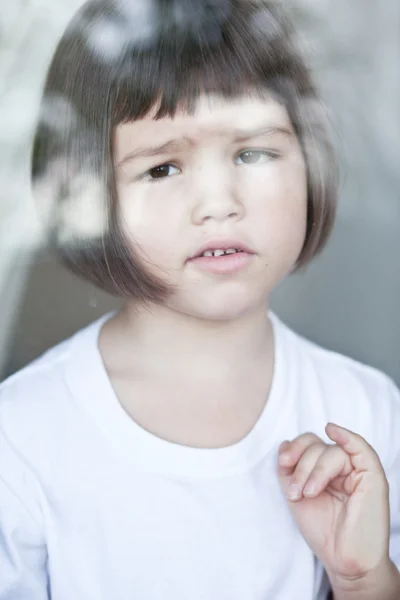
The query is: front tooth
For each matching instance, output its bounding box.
[213,249,225,257]
[203,251,214,257]
[225,249,236,254]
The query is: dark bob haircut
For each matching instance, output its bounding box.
[31,0,338,301]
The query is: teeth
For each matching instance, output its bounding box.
[200,248,243,257]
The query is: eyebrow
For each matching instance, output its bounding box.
[116,139,193,169]
[232,124,293,142]
[116,125,292,169]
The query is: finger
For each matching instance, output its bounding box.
[302,444,352,498]
[325,423,384,473]
[283,443,326,501]
[278,432,322,469]
[277,441,295,477]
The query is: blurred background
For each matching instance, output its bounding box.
[0,0,399,384]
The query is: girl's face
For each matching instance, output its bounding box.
[114,95,307,320]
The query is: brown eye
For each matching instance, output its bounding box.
[148,164,179,179]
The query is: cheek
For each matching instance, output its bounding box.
[117,185,182,263]
[246,158,308,253]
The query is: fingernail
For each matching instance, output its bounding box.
[286,483,302,500]
[303,482,317,496]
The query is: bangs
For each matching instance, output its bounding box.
[108,0,306,124]
[113,44,269,124]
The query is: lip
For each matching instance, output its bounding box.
[190,239,255,260]
[189,252,254,275]
[187,239,256,275]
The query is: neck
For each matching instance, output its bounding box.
[103,302,274,382]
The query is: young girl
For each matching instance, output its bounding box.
[1,1,399,599]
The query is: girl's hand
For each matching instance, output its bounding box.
[277,423,391,587]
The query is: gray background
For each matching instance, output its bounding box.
[1,0,399,385]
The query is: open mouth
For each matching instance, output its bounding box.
[199,248,245,258]
[188,243,254,274]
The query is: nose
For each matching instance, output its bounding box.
[190,163,245,225]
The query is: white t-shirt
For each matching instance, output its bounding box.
[0,312,399,600]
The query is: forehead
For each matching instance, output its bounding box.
[114,95,293,159]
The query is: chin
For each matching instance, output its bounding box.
[173,287,268,322]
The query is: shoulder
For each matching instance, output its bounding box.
[272,311,397,394]
[272,312,400,467]
[0,313,110,469]
[0,335,72,435]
